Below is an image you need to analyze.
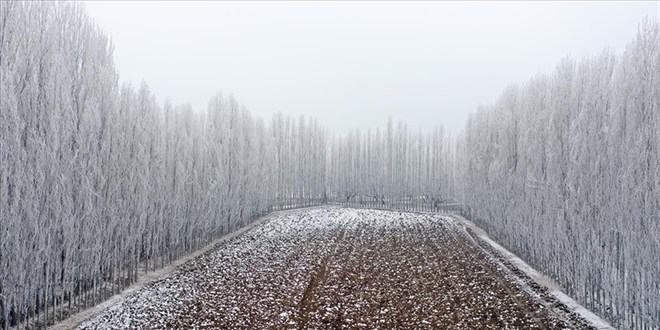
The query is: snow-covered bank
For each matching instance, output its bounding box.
[453,214,615,330]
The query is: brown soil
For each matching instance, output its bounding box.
[79,207,593,329]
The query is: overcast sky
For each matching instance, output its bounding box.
[84,1,659,135]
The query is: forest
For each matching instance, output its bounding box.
[1,2,658,330]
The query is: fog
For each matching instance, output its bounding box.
[4,3,660,328]
[84,1,658,134]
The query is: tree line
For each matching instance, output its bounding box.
[1,2,658,329]
[326,122,456,211]
[0,2,326,328]
[455,21,659,329]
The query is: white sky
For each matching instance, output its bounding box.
[84,1,659,135]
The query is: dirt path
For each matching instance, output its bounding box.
[77,207,597,329]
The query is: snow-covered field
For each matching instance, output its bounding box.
[77,207,597,329]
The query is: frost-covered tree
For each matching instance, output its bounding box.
[455,20,659,329]
[326,120,454,211]
[0,3,328,327]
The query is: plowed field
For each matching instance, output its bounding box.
[79,207,593,329]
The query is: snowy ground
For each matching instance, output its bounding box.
[77,207,598,329]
